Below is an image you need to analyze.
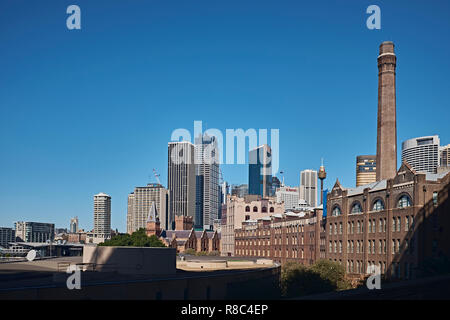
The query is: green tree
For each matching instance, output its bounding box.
[280,260,352,298]
[99,229,166,247]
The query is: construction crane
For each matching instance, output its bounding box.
[153,168,161,185]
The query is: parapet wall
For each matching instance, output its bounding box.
[83,245,176,275]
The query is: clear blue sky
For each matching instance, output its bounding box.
[1,0,449,232]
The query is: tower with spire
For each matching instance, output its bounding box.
[318,158,327,205]
[146,202,161,237]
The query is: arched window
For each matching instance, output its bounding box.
[397,195,412,208]
[351,202,363,214]
[253,206,258,212]
[372,199,385,211]
[332,206,341,216]
[262,206,267,213]
[269,207,274,213]
[245,206,250,212]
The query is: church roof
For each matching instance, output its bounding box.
[146,202,158,223]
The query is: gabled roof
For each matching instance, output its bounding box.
[332,178,345,191]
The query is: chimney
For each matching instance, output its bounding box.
[376,41,397,181]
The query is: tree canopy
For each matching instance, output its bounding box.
[98,228,166,247]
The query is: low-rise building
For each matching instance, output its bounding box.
[221,194,284,257]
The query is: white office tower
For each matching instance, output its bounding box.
[195,134,220,230]
[168,141,196,229]
[70,216,78,233]
[402,135,440,174]
[93,193,111,243]
[299,169,318,207]
[276,186,300,210]
[128,184,168,233]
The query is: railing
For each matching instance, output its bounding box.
[57,262,117,272]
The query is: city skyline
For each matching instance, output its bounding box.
[1,1,450,232]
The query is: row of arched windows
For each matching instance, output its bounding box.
[245,206,275,213]
[331,194,412,216]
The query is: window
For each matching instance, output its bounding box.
[397,217,401,232]
[253,206,258,212]
[372,199,385,211]
[339,223,343,234]
[245,206,250,212]
[433,192,438,206]
[351,202,363,214]
[270,207,274,213]
[262,206,267,213]
[245,215,250,220]
[332,206,342,216]
[397,195,412,208]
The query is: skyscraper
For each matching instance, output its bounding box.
[299,169,318,207]
[275,186,300,210]
[440,144,450,168]
[129,183,168,233]
[248,144,272,198]
[93,193,111,241]
[356,155,377,186]
[402,135,440,174]
[168,141,196,229]
[376,41,397,181]
[195,134,220,230]
[126,192,134,234]
[231,184,248,198]
[70,217,79,233]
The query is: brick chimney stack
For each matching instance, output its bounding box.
[376,41,397,181]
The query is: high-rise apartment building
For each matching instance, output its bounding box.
[70,217,79,233]
[376,41,397,181]
[128,183,169,233]
[300,169,318,207]
[195,134,220,230]
[248,145,272,198]
[168,141,196,229]
[93,193,111,241]
[14,222,55,243]
[356,155,377,186]
[402,135,440,174]
[0,227,15,248]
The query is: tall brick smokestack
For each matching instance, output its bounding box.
[376,41,397,181]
